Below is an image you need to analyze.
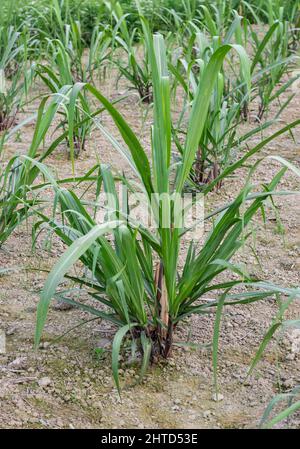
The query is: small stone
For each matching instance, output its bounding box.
[38,377,52,388]
[94,401,103,409]
[52,300,74,311]
[0,330,6,354]
[212,393,224,402]
[295,258,300,271]
[203,410,211,419]
[283,378,294,389]
[8,357,28,370]
[290,329,300,354]
[97,338,111,349]
[56,418,64,427]
[39,342,50,349]
[6,326,17,336]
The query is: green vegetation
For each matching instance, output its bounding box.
[0,0,299,426]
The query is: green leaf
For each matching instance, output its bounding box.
[212,292,226,396]
[247,322,282,377]
[35,221,120,347]
[112,323,139,394]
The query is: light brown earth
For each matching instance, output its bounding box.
[0,62,299,429]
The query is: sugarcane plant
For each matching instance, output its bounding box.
[109,1,153,102]
[33,11,300,392]
[251,15,297,121]
[0,84,107,246]
[261,385,300,428]
[57,19,112,83]
[0,91,67,245]
[0,25,32,132]
[233,9,300,121]
[199,2,242,39]
[170,19,295,190]
[170,22,264,189]
[36,39,93,158]
[253,290,300,428]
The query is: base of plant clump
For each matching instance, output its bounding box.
[0,115,17,132]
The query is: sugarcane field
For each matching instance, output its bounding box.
[0,0,300,432]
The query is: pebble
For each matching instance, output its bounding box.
[212,393,224,402]
[203,410,211,419]
[94,401,103,409]
[97,338,111,349]
[38,377,52,387]
[6,326,17,336]
[52,300,74,311]
[8,357,28,370]
[282,378,295,389]
[0,330,6,354]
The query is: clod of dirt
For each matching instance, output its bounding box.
[97,338,111,349]
[52,300,75,311]
[290,330,300,354]
[8,357,28,370]
[0,330,5,354]
[212,393,224,402]
[38,377,52,388]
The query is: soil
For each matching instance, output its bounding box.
[0,61,299,429]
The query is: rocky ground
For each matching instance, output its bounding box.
[0,63,299,429]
